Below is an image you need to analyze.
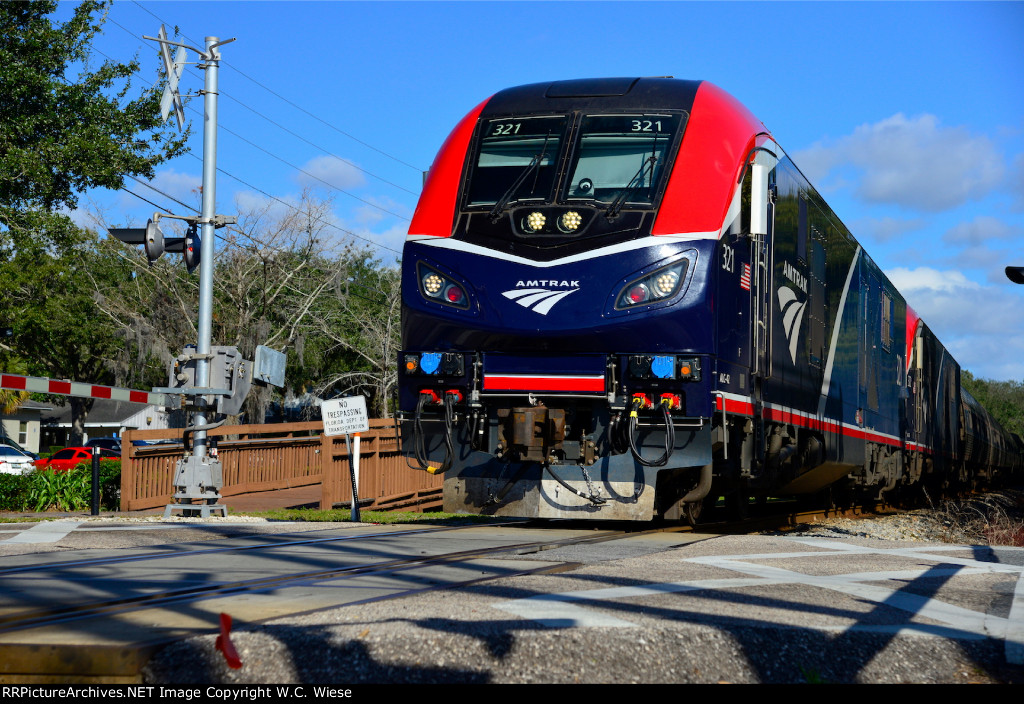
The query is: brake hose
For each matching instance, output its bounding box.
[544,462,607,505]
[412,392,456,474]
[628,397,676,467]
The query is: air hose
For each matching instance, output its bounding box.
[544,462,607,505]
[412,391,457,474]
[628,396,676,467]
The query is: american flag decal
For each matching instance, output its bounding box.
[740,263,751,291]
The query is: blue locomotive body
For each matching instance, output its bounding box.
[397,78,1021,521]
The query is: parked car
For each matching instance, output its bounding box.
[34,446,119,472]
[85,437,122,453]
[0,446,35,475]
[1,437,38,461]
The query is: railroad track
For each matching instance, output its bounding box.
[0,499,903,638]
[0,505,930,682]
[0,521,687,636]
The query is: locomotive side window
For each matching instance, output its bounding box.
[881,291,893,353]
[465,115,569,207]
[564,113,682,205]
[797,195,808,262]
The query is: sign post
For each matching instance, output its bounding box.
[321,396,370,521]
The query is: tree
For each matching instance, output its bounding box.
[0,0,187,441]
[309,254,401,417]
[0,0,185,245]
[91,191,398,421]
[1,229,139,443]
[961,370,1024,439]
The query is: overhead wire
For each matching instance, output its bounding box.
[115,170,394,307]
[129,0,424,174]
[77,6,411,305]
[112,7,423,192]
[98,16,415,240]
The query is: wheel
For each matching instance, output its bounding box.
[683,500,702,527]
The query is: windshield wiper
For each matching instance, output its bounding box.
[488,133,553,222]
[605,155,658,219]
[605,133,661,219]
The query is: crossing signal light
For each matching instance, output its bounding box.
[183,225,200,273]
[108,219,167,264]
[108,215,200,272]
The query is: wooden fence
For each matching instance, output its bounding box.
[120,420,442,512]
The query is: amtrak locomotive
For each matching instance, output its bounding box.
[397,77,1022,522]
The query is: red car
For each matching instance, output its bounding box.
[35,446,119,472]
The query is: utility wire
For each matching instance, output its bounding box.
[183,151,403,255]
[94,29,414,223]
[114,182,394,307]
[123,3,424,172]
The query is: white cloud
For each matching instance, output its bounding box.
[149,169,202,205]
[942,216,1021,246]
[850,216,925,244]
[1012,153,1024,212]
[884,265,1024,379]
[795,114,1005,212]
[353,195,413,225]
[233,190,299,224]
[886,266,981,295]
[295,155,366,190]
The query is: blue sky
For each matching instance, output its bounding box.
[62,1,1024,381]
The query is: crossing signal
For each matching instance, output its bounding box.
[183,225,201,273]
[108,219,167,264]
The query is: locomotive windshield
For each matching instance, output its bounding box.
[565,114,682,207]
[465,116,569,207]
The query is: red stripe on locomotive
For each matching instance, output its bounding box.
[407,98,491,238]
[652,82,768,236]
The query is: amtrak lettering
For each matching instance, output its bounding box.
[514,280,581,288]
[782,261,807,293]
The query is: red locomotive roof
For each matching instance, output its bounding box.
[652,82,771,236]
[408,79,772,239]
[408,98,490,237]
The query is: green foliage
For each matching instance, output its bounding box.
[28,467,91,512]
[98,458,121,509]
[0,0,185,223]
[961,370,1024,438]
[0,473,33,511]
[0,0,187,441]
[1,459,121,513]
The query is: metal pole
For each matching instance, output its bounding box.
[351,433,361,522]
[90,446,100,516]
[193,36,221,461]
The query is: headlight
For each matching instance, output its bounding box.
[615,260,688,310]
[417,263,470,309]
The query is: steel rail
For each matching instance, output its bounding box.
[0,525,651,634]
[0,523,469,577]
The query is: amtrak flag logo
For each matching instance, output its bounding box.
[502,284,579,315]
[777,287,806,364]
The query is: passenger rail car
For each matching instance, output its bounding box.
[397,77,1022,522]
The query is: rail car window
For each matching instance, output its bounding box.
[564,114,682,206]
[881,291,893,353]
[465,116,569,207]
